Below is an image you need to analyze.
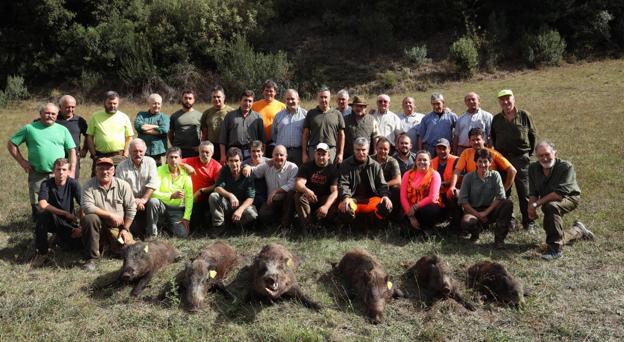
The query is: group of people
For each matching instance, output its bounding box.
[8,82,594,270]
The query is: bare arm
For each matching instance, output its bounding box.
[86,135,96,157]
[336,130,345,163]
[301,128,310,163]
[123,136,132,157]
[7,141,32,173]
[503,166,517,192]
[387,174,401,188]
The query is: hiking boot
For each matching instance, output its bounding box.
[573,220,594,240]
[541,249,563,261]
[83,259,97,271]
[523,221,536,234]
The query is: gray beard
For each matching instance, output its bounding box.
[540,159,556,169]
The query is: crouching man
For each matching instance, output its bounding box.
[337,137,393,226]
[32,158,83,267]
[529,141,594,260]
[149,147,193,238]
[81,157,136,271]
[458,149,513,248]
[209,147,258,231]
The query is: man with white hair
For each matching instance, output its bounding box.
[417,93,457,155]
[134,93,169,166]
[369,94,403,152]
[86,91,134,175]
[528,140,594,260]
[57,95,88,178]
[115,138,160,237]
[272,89,307,165]
[454,92,492,155]
[336,89,352,117]
[8,103,77,221]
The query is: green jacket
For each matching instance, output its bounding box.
[338,156,389,200]
[152,165,194,220]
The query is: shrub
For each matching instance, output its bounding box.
[0,75,29,107]
[216,36,291,98]
[449,37,479,78]
[377,70,399,90]
[524,29,566,67]
[404,45,431,67]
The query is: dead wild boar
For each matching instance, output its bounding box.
[248,243,320,310]
[182,240,239,312]
[333,248,403,324]
[120,240,180,297]
[407,255,475,311]
[466,261,525,308]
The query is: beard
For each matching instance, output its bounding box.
[539,159,556,169]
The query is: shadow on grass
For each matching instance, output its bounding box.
[213,265,259,324]
[86,269,123,300]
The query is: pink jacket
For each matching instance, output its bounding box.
[400,169,441,215]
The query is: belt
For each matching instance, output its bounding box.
[95,150,123,157]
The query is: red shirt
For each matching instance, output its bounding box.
[182,157,222,200]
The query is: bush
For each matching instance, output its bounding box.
[0,75,29,107]
[449,37,479,78]
[404,45,431,67]
[216,36,291,98]
[524,29,566,67]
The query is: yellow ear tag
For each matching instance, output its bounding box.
[287,258,294,268]
[143,245,149,253]
[387,281,393,290]
[209,270,217,279]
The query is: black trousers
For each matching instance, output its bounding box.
[35,211,81,254]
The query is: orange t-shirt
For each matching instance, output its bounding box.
[455,148,512,173]
[252,99,286,142]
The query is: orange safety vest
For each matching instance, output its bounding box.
[432,155,458,194]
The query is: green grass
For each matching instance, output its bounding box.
[1,59,623,341]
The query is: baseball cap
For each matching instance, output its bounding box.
[95,157,114,166]
[435,138,450,148]
[497,89,514,98]
[316,143,330,151]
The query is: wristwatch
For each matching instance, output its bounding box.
[532,202,538,208]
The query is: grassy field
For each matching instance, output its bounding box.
[1,60,623,341]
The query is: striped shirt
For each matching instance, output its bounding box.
[272,107,307,148]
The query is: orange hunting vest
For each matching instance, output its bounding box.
[432,155,457,193]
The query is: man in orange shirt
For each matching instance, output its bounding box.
[252,80,286,155]
[448,128,516,196]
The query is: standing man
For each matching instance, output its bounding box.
[272,89,307,165]
[369,94,403,152]
[252,80,286,154]
[399,96,424,153]
[454,92,493,155]
[115,139,160,237]
[343,95,379,160]
[86,91,134,176]
[294,143,339,230]
[417,93,457,156]
[81,157,136,271]
[134,93,169,166]
[148,147,193,238]
[302,87,345,164]
[336,89,352,117]
[219,90,265,164]
[492,89,538,231]
[529,141,594,260]
[169,90,203,158]
[8,103,77,221]
[182,141,222,230]
[209,147,258,230]
[32,158,82,266]
[393,133,417,176]
[57,95,88,178]
[201,86,233,163]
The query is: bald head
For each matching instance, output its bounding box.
[58,95,76,118]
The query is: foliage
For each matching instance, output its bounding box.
[524,29,567,67]
[404,45,432,67]
[0,75,29,107]
[449,37,479,78]
[216,36,292,99]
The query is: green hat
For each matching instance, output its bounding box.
[497,89,514,98]
[349,95,368,106]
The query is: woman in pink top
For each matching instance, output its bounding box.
[400,150,442,235]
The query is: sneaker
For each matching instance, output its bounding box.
[83,259,97,271]
[573,220,594,240]
[541,249,563,260]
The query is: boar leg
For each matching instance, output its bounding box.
[449,291,476,311]
[213,281,237,301]
[130,272,154,297]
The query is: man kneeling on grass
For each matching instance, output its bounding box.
[32,158,83,267]
[337,137,393,226]
[81,157,136,271]
[458,149,513,249]
[529,140,594,260]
